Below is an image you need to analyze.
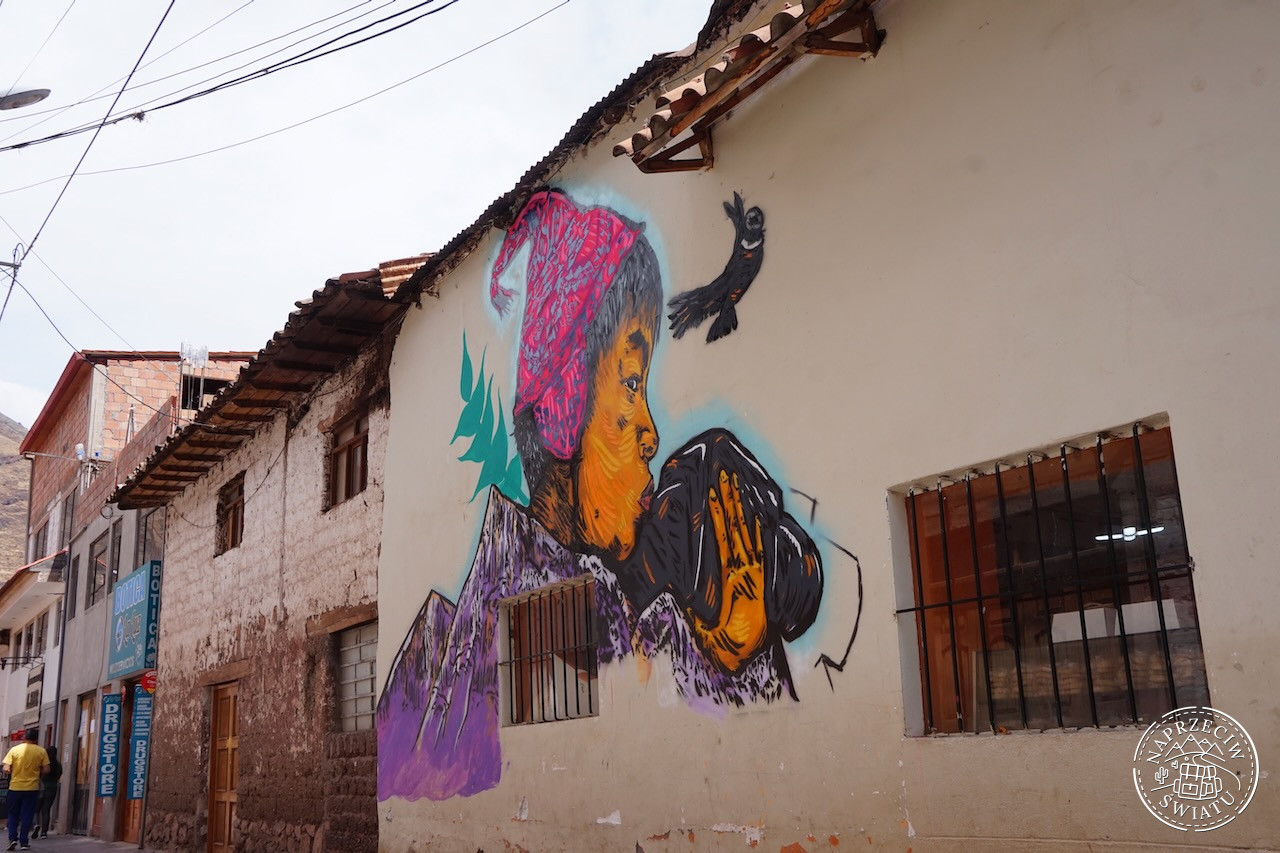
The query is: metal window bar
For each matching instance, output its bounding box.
[1096,434,1139,723]
[502,579,597,725]
[1025,453,1065,728]
[1059,444,1099,727]
[962,474,996,733]
[906,490,935,733]
[934,483,965,732]
[1131,425,1177,709]
[1159,427,1209,707]
[993,463,1031,729]
[899,426,1198,733]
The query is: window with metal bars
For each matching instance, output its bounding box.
[500,578,598,725]
[336,622,377,732]
[898,423,1209,735]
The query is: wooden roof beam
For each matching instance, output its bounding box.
[312,315,384,336]
[271,359,335,374]
[172,452,221,462]
[247,379,312,393]
[214,412,275,423]
[287,341,360,357]
[230,399,290,410]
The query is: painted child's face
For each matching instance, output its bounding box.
[575,309,658,560]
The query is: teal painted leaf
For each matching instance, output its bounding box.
[458,377,495,463]
[472,405,510,500]
[499,454,527,504]
[450,371,485,444]
[459,331,473,400]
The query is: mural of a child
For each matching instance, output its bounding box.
[378,189,822,802]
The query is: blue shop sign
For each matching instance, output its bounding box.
[107,561,162,679]
[97,693,122,797]
[127,684,153,800]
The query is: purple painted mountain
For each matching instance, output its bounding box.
[377,489,580,801]
[377,486,796,803]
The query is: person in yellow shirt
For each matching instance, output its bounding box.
[2,730,49,850]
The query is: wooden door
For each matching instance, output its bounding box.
[70,694,95,835]
[208,683,238,853]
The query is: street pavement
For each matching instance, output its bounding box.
[0,835,156,852]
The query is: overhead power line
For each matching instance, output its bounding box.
[0,0,461,154]
[0,0,569,195]
[19,1,178,263]
[0,0,256,144]
[0,0,398,144]
[6,0,77,95]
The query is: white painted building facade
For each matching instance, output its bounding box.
[375,1,1280,850]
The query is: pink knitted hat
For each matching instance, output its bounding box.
[490,190,642,459]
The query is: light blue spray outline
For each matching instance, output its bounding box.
[460,184,838,666]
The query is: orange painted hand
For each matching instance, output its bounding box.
[690,470,768,671]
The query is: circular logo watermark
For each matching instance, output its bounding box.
[1133,706,1259,831]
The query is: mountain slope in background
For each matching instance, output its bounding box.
[0,412,29,580]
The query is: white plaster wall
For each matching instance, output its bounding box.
[378,0,1280,849]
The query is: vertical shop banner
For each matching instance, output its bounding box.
[127,684,154,800]
[97,693,122,797]
[107,561,162,679]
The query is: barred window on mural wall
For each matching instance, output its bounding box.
[899,422,1209,735]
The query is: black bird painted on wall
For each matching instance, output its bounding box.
[667,191,765,343]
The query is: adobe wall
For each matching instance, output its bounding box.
[376,0,1280,850]
[146,342,388,853]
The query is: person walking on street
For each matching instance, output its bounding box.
[2,730,49,850]
[33,748,60,839]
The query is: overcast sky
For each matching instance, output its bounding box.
[0,0,710,429]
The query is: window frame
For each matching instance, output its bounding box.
[216,474,246,556]
[67,555,80,619]
[335,621,377,732]
[135,506,165,568]
[326,412,369,509]
[87,531,109,609]
[499,576,599,726]
[896,423,1208,736]
[108,519,122,591]
[31,523,48,562]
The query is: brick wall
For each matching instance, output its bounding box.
[26,372,91,542]
[74,398,178,535]
[146,341,388,853]
[102,359,244,457]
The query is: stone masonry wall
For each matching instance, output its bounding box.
[146,340,388,853]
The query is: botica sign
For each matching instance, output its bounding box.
[107,561,162,680]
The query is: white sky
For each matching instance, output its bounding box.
[0,0,710,429]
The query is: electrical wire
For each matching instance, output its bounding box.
[0,0,399,144]
[0,0,568,194]
[0,0,462,154]
[6,0,77,95]
[9,276,247,434]
[0,210,134,347]
[19,1,177,263]
[0,0,257,143]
